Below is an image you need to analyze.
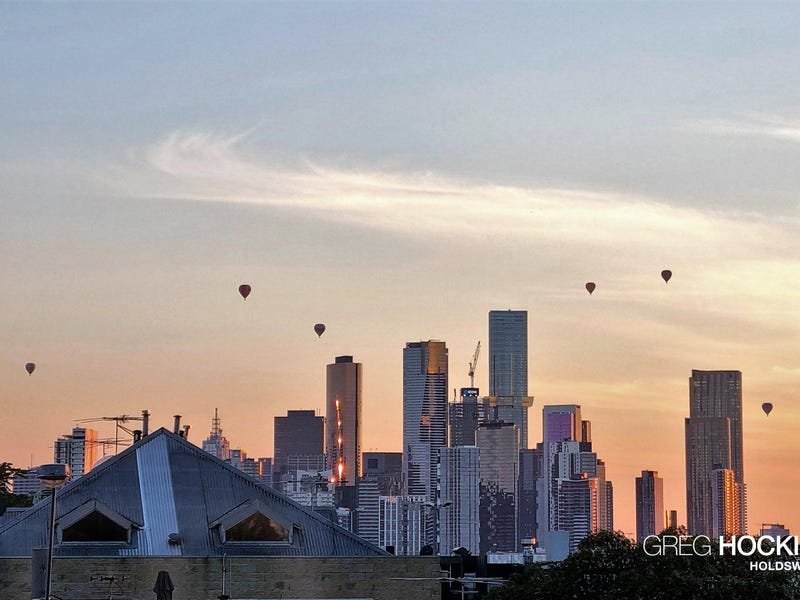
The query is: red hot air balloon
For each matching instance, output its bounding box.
[314,323,326,338]
[238,284,251,300]
[762,402,773,416]
[25,362,35,376]
[585,282,596,295]
[661,270,672,284]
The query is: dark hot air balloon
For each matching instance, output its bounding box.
[762,402,773,416]
[314,323,326,338]
[661,270,672,283]
[585,282,596,295]
[238,284,251,300]
[25,363,35,376]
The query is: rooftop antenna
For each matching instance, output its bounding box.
[75,413,146,455]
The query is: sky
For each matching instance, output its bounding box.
[2,3,800,538]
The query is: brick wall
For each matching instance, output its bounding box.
[0,556,441,600]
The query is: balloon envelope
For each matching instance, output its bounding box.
[314,323,326,337]
[238,284,251,300]
[661,270,672,283]
[585,282,596,295]
[25,362,35,375]
[762,402,773,416]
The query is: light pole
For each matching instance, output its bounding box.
[426,499,452,555]
[38,464,70,600]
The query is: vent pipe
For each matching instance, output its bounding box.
[173,415,182,434]
[142,410,150,436]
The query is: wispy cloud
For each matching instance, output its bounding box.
[105,130,796,260]
[683,113,800,142]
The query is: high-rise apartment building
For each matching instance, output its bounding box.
[356,452,403,544]
[636,470,665,541]
[53,427,98,480]
[487,310,532,448]
[273,410,324,483]
[378,495,427,556]
[201,408,231,461]
[711,468,743,538]
[439,446,480,555]
[477,421,519,553]
[685,370,746,536]
[326,356,362,485]
[403,341,448,504]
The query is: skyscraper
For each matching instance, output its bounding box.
[487,310,532,448]
[685,370,746,536]
[403,341,448,504]
[477,421,519,553]
[636,470,665,542]
[439,446,480,555]
[326,355,362,485]
[201,408,231,461]
[273,409,324,483]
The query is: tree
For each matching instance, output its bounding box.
[487,531,800,600]
[0,462,34,509]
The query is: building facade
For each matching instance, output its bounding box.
[477,421,519,553]
[438,446,480,555]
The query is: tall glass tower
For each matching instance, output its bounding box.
[685,370,746,536]
[402,340,448,504]
[487,310,531,448]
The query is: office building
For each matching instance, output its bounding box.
[326,356,362,486]
[439,446,480,555]
[53,427,98,480]
[636,470,665,541]
[477,421,519,553]
[201,408,231,461]
[274,409,324,483]
[685,370,746,536]
[357,452,403,544]
[487,310,532,448]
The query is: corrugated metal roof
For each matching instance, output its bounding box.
[0,428,387,558]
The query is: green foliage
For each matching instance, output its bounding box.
[487,531,800,600]
[0,462,34,508]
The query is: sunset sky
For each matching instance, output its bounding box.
[2,3,800,537]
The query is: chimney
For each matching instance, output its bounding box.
[173,415,182,434]
[142,410,150,436]
[182,424,190,440]
[133,430,142,443]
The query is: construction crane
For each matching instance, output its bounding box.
[468,341,481,387]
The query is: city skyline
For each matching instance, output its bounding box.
[3,4,800,543]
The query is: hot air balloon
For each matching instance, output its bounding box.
[238,284,251,300]
[762,402,773,416]
[25,362,35,376]
[314,323,326,338]
[585,282,596,295]
[661,270,672,284]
